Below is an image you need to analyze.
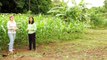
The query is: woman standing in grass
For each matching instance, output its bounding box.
[27,17,37,50]
[7,16,18,53]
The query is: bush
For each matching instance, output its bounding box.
[90,14,104,28]
[89,7,106,28]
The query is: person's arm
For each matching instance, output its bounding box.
[7,21,12,30]
[14,22,18,31]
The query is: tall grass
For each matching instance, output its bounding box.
[0,14,86,50]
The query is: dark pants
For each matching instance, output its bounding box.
[28,33,36,50]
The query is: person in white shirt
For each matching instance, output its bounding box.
[7,16,18,53]
[27,17,37,50]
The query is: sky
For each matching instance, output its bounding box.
[62,0,105,8]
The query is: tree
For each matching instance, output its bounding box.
[0,0,17,13]
[0,0,52,14]
[23,0,52,14]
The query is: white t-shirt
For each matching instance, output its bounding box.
[7,21,17,33]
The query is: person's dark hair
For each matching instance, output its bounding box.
[29,17,34,24]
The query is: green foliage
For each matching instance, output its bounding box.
[49,0,107,28]
[89,7,106,28]
[48,2,67,16]
[51,0,89,21]
[90,14,104,28]
[23,0,52,14]
[65,7,89,22]
[104,0,107,9]
[0,14,86,50]
[0,0,52,14]
[48,0,90,27]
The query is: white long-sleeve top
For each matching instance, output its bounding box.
[7,21,17,33]
[27,23,37,34]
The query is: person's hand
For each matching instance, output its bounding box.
[31,30,34,31]
[14,27,18,31]
[14,28,17,31]
[9,29,13,30]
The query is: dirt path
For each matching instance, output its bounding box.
[1,29,107,60]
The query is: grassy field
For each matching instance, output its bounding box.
[0,13,107,60]
[1,29,107,60]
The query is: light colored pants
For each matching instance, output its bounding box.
[8,33,16,52]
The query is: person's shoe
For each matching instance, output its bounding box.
[8,51,14,55]
[28,49,31,50]
[13,49,15,51]
[33,49,36,51]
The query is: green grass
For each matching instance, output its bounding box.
[1,29,107,60]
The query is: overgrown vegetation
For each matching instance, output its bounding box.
[48,0,107,28]
[0,14,86,50]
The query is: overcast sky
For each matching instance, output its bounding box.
[63,0,105,8]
